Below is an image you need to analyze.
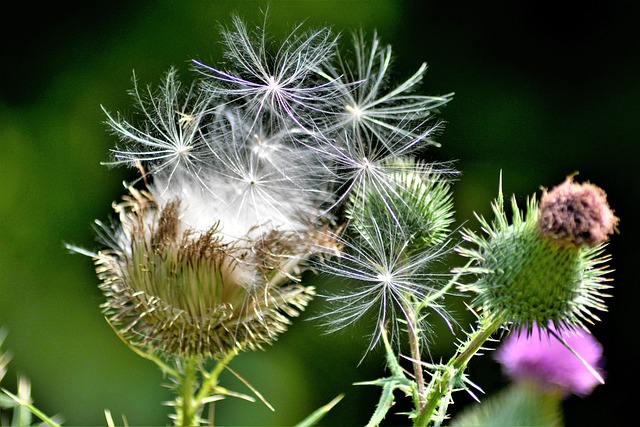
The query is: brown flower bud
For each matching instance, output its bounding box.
[538,176,618,248]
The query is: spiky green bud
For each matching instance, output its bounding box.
[457,177,615,331]
[346,157,455,255]
[316,157,456,351]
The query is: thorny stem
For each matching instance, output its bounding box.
[409,264,470,413]
[416,262,470,313]
[403,299,426,410]
[413,315,504,427]
[177,358,198,427]
[176,351,237,427]
[195,351,237,405]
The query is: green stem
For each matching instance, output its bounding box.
[413,315,504,427]
[415,262,470,313]
[403,299,426,410]
[408,263,471,413]
[195,351,237,404]
[177,358,198,427]
[174,351,237,427]
[451,316,503,369]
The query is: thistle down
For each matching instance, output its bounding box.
[73,17,454,360]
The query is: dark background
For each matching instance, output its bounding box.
[1,1,637,425]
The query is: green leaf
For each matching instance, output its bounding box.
[293,393,345,427]
[1,387,62,427]
[356,325,415,427]
[0,392,18,408]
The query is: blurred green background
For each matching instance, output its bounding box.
[1,1,637,425]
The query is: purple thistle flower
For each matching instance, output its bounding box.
[495,323,604,397]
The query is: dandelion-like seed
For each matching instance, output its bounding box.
[193,15,338,129]
[319,31,453,149]
[103,68,213,190]
[318,214,449,352]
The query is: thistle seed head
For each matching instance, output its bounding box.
[73,15,454,360]
[94,186,326,359]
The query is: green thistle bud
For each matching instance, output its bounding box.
[317,157,456,350]
[92,186,325,360]
[457,177,615,331]
[346,157,455,255]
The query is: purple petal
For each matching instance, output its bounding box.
[495,323,604,396]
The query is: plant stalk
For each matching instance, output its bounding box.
[413,315,504,426]
[177,357,199,427]
[403,299,426,410]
